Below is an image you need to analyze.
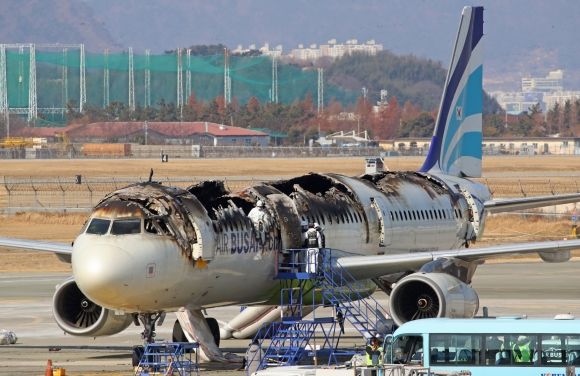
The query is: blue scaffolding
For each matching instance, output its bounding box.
[134,342,200,376]
[246,248,393,375]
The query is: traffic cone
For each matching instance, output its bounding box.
[167,357,174,376]
[45,359,53,376]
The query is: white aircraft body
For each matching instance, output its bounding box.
[2,6,580,363]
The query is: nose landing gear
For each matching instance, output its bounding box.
[132,311,166,367]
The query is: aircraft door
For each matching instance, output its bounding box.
[370,197,393,247]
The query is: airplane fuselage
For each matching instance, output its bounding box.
[71,171,491,314]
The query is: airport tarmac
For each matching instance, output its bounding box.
[1,260,579,375]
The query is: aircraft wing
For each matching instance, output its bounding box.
[0,237,72,263]
[484,193,580,214]
[337,239,580,280]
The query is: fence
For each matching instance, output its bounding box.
[2,176,580,216]
[0,146,383,159]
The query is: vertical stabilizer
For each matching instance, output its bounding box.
[419,6,483,178]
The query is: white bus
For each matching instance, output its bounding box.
[386,317,580,375]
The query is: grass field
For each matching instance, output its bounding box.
[1,155,580,178]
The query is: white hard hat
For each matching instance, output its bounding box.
[256,200,264,207]
[313,222,320,228]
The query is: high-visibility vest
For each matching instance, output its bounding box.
[366,345,383,366]
[510,342,531,362]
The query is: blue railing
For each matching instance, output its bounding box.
[135,342,199,376]
[245,248,393,375]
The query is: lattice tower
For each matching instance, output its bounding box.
[318,68,324,113]
[128,47,135,111]
[145,49,150,107]
[28,44,37,122]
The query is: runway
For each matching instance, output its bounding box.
[1,260,579,375]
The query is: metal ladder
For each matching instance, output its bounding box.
[134,342,199,376]
[246,249,392,375]
[318,249,393,341]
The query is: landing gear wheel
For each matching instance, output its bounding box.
[132,345,144,367]
[206,317,220,347]
[172,319,187,343]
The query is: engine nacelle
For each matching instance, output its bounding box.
[389,273,479,327]
[53,277,133,336]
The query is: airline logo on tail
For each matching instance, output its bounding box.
[419,6,483,178]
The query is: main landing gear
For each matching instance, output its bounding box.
[132,312,166,367]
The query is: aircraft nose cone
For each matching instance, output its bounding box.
[73,244,134,303]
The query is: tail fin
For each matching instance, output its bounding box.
[419,6,483,178]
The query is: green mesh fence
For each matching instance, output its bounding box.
[5,49,358,113]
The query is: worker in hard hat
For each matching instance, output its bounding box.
[248,200,268,246]
[366,335,384,373]
[314,222,325,248]
[501,335,533,363]
[303,222,322,274]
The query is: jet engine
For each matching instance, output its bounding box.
[53,277,133,336]
[389,273,479,327]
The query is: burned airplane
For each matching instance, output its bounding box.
[2,5,580,364]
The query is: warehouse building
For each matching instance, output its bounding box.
[13,122,269,146]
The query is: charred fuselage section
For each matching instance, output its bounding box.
[70,171,483,328]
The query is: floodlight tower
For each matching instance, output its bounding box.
[128,47,135,111]
[317,68,324,114]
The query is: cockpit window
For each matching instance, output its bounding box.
[111,219,141,235]
[86,218,111,235]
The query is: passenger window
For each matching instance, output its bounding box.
[420,210,425,220]
[390,212,394,221]
[541,334,580,366]
[404,211,408,221]
[485,334,538,366]
[431,334,482,366]
[348,211,354,223]
[86,218,111,235]
[111,218,141,235]
[357,212,363,223]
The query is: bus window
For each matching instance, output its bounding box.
[541,335,580,365]
[391,335,424,365]
[487,334,538,366]
[430,334,482,365]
